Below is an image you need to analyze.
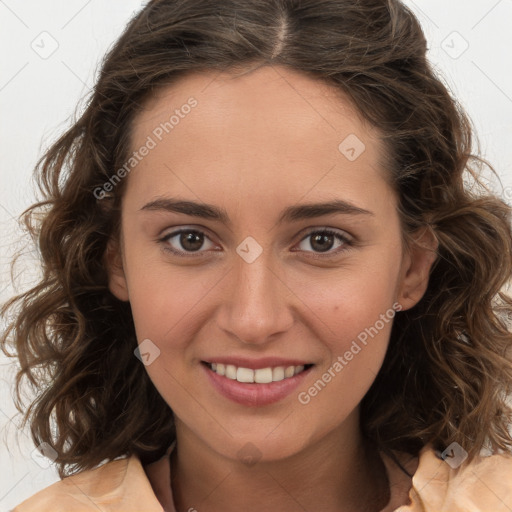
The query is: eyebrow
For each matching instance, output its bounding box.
[140,197,374,225]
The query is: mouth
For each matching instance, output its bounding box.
[201,360,314,406]
[203,361,314,384]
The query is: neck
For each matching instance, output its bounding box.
[170,414,390,512]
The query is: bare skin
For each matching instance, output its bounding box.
[107,64,437,511]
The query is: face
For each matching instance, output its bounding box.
[107,65,435,463]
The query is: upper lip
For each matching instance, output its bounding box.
[202,357,313,370]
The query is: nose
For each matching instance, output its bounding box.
[215,249,295,345]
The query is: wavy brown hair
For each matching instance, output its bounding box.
[2,0,512,479]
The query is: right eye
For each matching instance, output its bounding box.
[159,228,220,257]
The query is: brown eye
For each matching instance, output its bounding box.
[179,231,204,251]
[296,229,352,255]
[310,233,336,252]
[160,229,217,256]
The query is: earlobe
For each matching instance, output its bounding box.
[105,238,129,302]
[397,226,439,311]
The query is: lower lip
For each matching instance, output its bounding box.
[203,363,313,407]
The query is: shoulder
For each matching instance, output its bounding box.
[403,444,512,511]
[12,455,165,512]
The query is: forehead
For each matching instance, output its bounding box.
[133,64,379,148]
[126,65,393,213]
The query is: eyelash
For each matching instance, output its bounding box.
[157,227,354,259]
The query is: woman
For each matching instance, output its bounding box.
[2,0,512,510]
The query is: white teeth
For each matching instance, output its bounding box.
[284,366,295,378]
[225,364,237,380]
[237,367,254,383]
[272,367,285,381]
[254,367,273,383]
[209,363,308,383]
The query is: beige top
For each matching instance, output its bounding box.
[13,442,512,511]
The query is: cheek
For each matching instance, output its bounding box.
[124,256,226,403]
[123,237,218,337]
[304,282,396,386]
[125,266,209,404]
[294,278,399,427]
[294,250,402,349]
[292,254,401,402]
[127,272,209,357]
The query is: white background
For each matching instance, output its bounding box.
[1,0,512,509]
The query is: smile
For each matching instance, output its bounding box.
[202,361,314,407]
[206,362,312,383]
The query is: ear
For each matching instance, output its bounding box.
[397,226,438,311]
[105,237,130,302]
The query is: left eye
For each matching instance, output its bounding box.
[295,229,352,254]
